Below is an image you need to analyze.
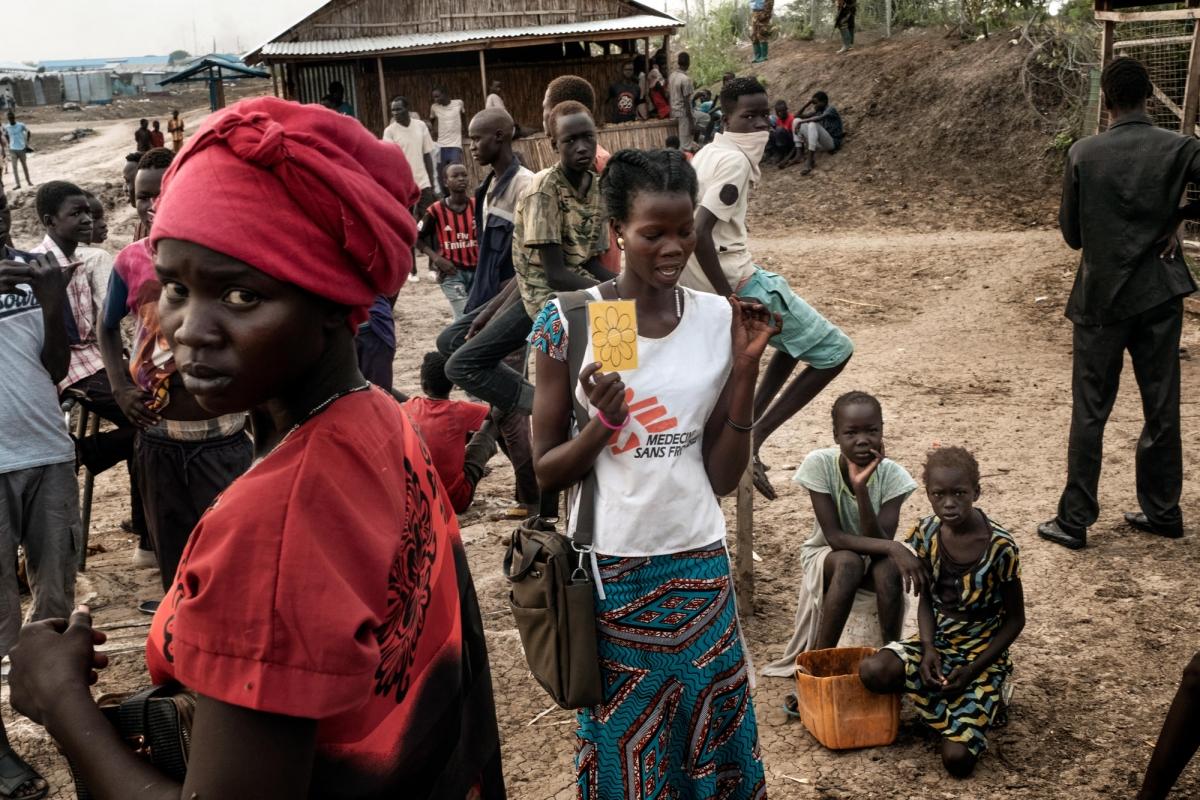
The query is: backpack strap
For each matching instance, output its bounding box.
[556,289,597,550]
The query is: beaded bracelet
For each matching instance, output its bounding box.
[596,410,629,431]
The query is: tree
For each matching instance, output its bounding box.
[168,50,191,65]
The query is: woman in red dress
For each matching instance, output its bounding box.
[7,98,506,800]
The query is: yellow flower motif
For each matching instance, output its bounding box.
[592,304,637,368]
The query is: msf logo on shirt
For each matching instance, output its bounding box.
[607,389,697,459]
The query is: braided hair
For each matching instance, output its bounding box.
[600,148,698,223]
[1101,57,1152,112]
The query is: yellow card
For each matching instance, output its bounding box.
[588,299,638,372]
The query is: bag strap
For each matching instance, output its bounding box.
[556,289,598,550]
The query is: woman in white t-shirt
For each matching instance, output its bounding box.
[529,148,778,800]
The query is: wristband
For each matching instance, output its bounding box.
[725,416,754,433]
[596,410,629,431]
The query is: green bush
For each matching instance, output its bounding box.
[682,0,748,86]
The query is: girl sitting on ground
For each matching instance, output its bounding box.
[859,446,1025,778]
[763,391,928,677]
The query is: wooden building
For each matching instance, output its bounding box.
[245,0,683,144]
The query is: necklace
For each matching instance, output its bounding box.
[255,382,371,466]
[611,279,682,320]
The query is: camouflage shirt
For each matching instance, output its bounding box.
[512,163,609,318]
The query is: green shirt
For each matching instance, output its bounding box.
[794,447,917,567]
[511,163,609,318]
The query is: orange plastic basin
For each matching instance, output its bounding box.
[794,646,900,750]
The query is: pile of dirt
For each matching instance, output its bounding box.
[737,30,1063,235]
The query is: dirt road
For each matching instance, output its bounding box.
[4,220,1197,799]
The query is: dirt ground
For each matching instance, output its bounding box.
[2,34,1199,800]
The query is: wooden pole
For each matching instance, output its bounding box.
[377,57,389,131]
[271,63,280,98]
[886,0,892,37]
[1181,24,1200,135]
[478,49,488,105]
[1096,18,1115,133]
[735,463,755,612]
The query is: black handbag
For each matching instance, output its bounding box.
[503,289,604,709]
[67,685,195,799]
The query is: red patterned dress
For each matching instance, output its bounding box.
[146,388,505,799]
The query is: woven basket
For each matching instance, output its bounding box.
[794,647,900,750]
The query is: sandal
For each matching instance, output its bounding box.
[782,693,800,719]
[751,454,778,501]
[0,748,48,800]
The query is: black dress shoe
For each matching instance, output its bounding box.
[1037,519,1086,550]
[1123,512,1183,539]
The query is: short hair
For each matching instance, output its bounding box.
[391,95,409,107]
[433,85,447,94]
[420,351,453,397]
[125,151,143,164]
[137,147,175,171]
[831,390,882,432]
[83,191,104,214]
[600,148,697,223]
[814,91,829,105]
[665,134,681,148]
[922,446,981,492]
[678,51,690,68]
[720,76,767,114]
[1102,57,1152,111]
[548,100,592,138]
[35,180,87,222]
[139,118,148,125]
[545,75,595,110]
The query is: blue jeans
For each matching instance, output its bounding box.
[440,268,476,319]
[438,299,534,414]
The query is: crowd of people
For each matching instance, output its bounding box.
[0,50,1193,800]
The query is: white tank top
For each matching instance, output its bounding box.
[553,285,734,556]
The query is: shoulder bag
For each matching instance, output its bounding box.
[503,290,604,709]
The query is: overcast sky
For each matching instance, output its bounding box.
[6,0,674,64]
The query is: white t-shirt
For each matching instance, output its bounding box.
[680,137,757,293]
[0,269,74,473]
[430,99,465,148]
[533,285,734,556]
[382,119,434,191]
[485,93,505,110]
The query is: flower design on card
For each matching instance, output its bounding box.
[592,304,637,369]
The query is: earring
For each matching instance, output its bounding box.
[617,236,625,250]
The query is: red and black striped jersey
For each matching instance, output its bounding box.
[420,198,479,268]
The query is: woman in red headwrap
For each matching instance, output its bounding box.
[6,98,506,800]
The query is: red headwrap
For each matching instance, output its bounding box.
[151,97,418,326]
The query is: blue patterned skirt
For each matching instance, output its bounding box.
[575,542,767,800]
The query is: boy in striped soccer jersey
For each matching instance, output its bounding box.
[417,163,479,318]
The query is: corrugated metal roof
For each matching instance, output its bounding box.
[0,59,37,74]
[259,14,682,58]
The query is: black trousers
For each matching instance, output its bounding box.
[68,370,147,541]
[1056,297,1185,533]
[135,429,253,592]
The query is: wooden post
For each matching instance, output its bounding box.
[886,0,892,37]
[271,63,280,98]
[377,57,389,130]
[1181,23,1200,135]
[478,50,488,104]
[1096,18,1115,133]
[735,464,755,612]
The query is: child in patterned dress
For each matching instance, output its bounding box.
[859,446,1026,777]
